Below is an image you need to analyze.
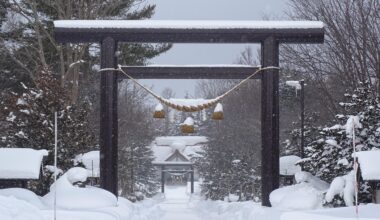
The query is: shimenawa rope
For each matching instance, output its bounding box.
[99,65,279,112]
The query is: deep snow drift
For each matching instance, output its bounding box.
[0,168,380,220]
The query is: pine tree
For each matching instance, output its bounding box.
[0,69,96,194]
[299,83,379,205]
[118,82,158,200]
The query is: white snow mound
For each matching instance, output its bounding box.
[0,188,45,209]
[43,167,117,209]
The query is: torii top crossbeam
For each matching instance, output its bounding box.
[54,20,324,43]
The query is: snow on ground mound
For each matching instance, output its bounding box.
[43,167,117,209]
[281,204,380,220]
[0,188,45,209]
[270,183,324,210]
[270,171,329,210]
[0,195,46,220]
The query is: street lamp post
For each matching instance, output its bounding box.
[285,80,305,160]
[300,80,305,160]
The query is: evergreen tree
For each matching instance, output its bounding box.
[0,69,96,194]
[118,82,158,200]
[299,83,379,205]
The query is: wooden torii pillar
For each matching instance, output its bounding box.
[54,20,324,206]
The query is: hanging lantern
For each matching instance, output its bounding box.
[181,117,195,133]
[153,103,165,119]
[212,103,224,120]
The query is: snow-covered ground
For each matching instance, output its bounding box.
[1,168,380,220]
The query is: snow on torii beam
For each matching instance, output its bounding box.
[54,20,324,43]
[53,20,324,206]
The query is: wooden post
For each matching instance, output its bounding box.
[100,37,118,196]
[161,166,165,193]
[191,166,194,194]
[261,36,280,207]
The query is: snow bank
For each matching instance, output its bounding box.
[281,204,380,220]
[271,171,329,210]
[0,188,45,209]
[280,155,301,175]
[0,195,46,220]
[43,167,117,209]
[270,183,324,210]
[354,150,380,180]
[0,148,48,179]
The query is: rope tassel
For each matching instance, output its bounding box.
[212,103,224,120]
[181,117,195,133]
[153,103,165,119]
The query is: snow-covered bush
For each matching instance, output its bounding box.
[325,171,355,206]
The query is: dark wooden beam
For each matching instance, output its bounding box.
[99,37,118,196]
[120,66,261,79]
[261,36,280,207]
[54,21,324,44]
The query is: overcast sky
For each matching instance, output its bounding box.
[141,0,290,97]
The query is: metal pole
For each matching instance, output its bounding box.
[300,80,305,160]
[54,111,57,220]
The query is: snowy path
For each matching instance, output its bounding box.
[159,185,201,220]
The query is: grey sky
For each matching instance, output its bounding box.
[142,0,290,97]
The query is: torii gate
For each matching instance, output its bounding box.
[53,20,324,206]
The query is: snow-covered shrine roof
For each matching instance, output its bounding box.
[0,148,48,179]
[54,20,324,30]
[151,136,207,164]
[354,150,380,181]
[74,151,100,178]
[280,155,302,176]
